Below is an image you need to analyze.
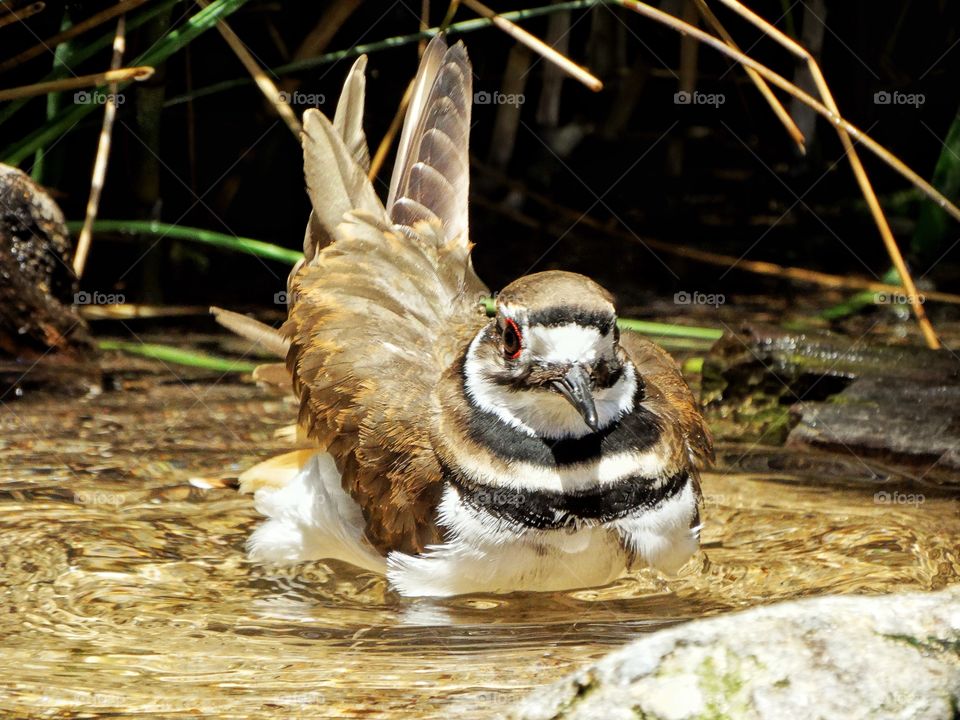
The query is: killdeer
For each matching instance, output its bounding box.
[226,37,712,597]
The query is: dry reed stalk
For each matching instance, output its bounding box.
[292,0,367,61]
[78,304,211,320]
[613,1,960,225]
[369,79,416,182]
[194,0,301,137]
[0,0,147,72]
[692,0,805,152]
[0,65,152,101]
[73,16,128,278]
[419,0,431,54]
[461,0,603,91]
[713,0,938,347]
[0,2,45,30]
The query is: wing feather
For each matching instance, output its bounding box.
[388,38,472,246]
[333,55,371,171]
[621,331,715,473]
[285,41,487,553]
[301,111,384,252]
[386,36,447,210]
[300,54,380,269]
[287,219,486,554]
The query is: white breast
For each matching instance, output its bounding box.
[385,481,700,597]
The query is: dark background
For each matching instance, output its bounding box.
[3,0,959,317]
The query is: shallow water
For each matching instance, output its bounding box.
[2,363,959,719]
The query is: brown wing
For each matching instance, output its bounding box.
[385,37,446,211]
[620,331,714,479]
[285,37,488,555]
[297,54,382,280]
[388,40,472,244]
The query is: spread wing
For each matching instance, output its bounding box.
[285,38,488,555]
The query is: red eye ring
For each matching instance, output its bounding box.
[502,318,522,359]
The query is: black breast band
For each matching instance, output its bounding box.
[445,466,689,531]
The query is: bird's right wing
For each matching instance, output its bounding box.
[285,38,488,555]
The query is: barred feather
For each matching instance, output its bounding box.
[389,42,472,245]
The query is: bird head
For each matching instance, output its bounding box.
[463,271,637,438]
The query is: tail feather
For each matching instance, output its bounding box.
[246,451,387,574]
[210,306,289,358]
[252,363,292,392]
[238,449,315,494]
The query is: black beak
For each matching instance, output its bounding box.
[552,364,599,432]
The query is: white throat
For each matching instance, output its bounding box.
[462,326,638,439]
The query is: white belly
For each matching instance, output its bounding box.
[246,452,700,598]
[386,522,630,597]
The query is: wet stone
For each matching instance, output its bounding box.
[508,587,960,720]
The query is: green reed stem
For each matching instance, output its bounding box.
[66,219,302,265]
[164,0,608,106]
[98,340,259,372]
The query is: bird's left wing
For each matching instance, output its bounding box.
[621,332,714,474]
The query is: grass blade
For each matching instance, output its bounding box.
[65,219,302,265]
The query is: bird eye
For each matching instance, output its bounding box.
[501,318,522,359]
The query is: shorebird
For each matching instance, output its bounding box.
[221,37,712,597]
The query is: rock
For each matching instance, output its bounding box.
[0,162,93,362]
[701,324,960,479]
[789,377,960,471]
[507,587,960,720]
